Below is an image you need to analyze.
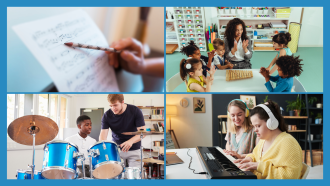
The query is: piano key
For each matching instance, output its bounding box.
[215,146,243,170]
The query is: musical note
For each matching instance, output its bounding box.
[13,10,119,92]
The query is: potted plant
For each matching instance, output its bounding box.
[286,100,295,116]
[308,97,317,107]
[316,100,323,108]
[315,113,322,124]
[286,96,305,116]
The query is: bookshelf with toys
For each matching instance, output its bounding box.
[217,7,291,52]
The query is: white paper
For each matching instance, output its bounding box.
[13,10,119,92]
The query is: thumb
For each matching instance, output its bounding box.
[120,51,140,63]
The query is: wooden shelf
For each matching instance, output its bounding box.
[254,47,275,51]
[138,106,164,109]
[300,139,323,143]
[218,131,227,134]
[145,119,164,121]
[283,116,308,119]
[288,130,306,133]
[218,115,308,119]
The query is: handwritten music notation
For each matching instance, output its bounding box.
[13,10,119,92]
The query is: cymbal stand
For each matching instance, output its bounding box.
[27,122,40,180]
[28,134,36,179]
[139,132,144,180]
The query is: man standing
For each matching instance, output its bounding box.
[65,115,96,178]
[99,94,146,168]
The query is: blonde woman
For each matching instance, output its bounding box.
[223,99,258,159]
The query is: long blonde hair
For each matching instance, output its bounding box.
[227,100,253,134]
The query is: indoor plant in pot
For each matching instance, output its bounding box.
[286,100,295,116]
[308,97,317,107]
[315,113,322,124]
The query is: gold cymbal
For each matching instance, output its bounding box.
[122,131,164,136]
[136,158,164,164]
[7,115,59,146]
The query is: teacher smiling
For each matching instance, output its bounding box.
[224,18,253,69]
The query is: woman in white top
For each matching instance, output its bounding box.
[224,18,253,69]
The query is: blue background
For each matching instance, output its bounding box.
[3,0,328,185]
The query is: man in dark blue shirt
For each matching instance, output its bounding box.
[99,94,146,168]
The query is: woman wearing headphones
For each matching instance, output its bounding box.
[223,99,258,159]
[234,100,304,179]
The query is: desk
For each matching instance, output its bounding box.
[166,148,207,179]
[171,69,269,92]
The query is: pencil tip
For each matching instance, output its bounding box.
[64,42,73,46]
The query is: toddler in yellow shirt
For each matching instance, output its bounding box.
[234,100,304,179]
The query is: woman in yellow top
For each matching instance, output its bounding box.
[180,57,216,92]
[234,100,304,179]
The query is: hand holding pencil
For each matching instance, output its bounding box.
[107,38,145,73]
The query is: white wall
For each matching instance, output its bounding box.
[299,7,323,47]
[7,150,44,179]
[186,7,322,47]
[110,7,164,52]
[166,94,213,148]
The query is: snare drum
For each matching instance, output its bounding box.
[17,170,45,179]
[88,141,123,179]
[41,140,79,179]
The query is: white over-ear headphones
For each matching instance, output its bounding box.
[256,104,279,130]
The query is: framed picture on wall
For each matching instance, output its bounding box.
[193,97,205,113]
[240,95,256,109]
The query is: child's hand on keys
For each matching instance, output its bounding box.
[223,149,242,159]
[237,161,259,171]
[242,39,249,50]
[234,156,253,164]
[207,65,216,76]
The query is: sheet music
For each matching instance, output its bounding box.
[13,10,119,92]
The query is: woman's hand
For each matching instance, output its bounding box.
[237,162,259,171]
[242,39,249,50]
[207,65,216,76]
[233,156,253,164]
[223,150,242,159]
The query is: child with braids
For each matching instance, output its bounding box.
[179,58,216,92]
[180,40,215,77]
[266,33,292,75]
[260,55,303,92]
[212,38,234,69]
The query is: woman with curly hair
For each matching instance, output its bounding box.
[266,33,293,75]
[260,55,303,92]
[224,18,253,69]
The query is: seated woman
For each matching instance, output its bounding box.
[223,99,258,159]
[234,100,304,179]
[224,18,253,69]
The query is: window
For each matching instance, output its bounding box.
[7,94,15,128]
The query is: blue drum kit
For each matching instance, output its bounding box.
[8,115,164,180]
